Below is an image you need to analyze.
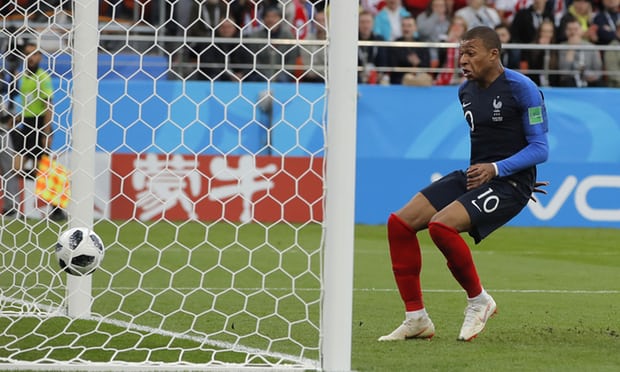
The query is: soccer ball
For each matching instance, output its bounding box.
[56,227,105,276]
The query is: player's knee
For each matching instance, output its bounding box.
[428,212,444,225]
[387,213,415,238]
[428,221,451,237]
[428,209,469,233]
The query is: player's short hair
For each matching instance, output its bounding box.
[462,26,502,53]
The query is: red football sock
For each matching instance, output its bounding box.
[428,221,482,298]
[387,213,424,311]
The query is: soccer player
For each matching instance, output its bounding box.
[379,26,549,342]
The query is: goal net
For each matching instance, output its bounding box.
[0,0,356,369]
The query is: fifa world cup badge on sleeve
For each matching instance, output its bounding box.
[528,106,543,125]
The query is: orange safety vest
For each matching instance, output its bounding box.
[35,155,71,208]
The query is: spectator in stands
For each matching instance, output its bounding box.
[510,0,554,44]
[193,18,253,81]
[494,0,527,25]
[526,19,560,87]
[167,0,194,35]
[163,0,195,78]
[416,0,451,43]
[548,0,570,27]
[167,0,229,78]
[284,0,312,39]
[373,0,412,40]
[435,15,468,85]
[230,0,279,36]
[246,5,299,82]
[604,23,620,86]
[558,17,604,86]
[359,10,390,84]
[388,16,433,84]
[416,0,450,66]
[311,0,327,11]
[361,0,387,15]
[186,0,229,38]
[283,0,326,39]
[592,0,620,45]
[556,0,596,43]
[299,10,327,82]
[454,0,501,30]
[495,24,521,69]
[449,0,469,14]
[100,0,136,22]
[403,0,432,17]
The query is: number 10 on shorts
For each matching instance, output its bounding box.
[471,187,499,213]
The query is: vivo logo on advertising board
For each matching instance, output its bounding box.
[529,175,620,222]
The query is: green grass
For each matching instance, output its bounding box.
[1,219,619,370]
[1,219,323,367]
[353,226,620,371]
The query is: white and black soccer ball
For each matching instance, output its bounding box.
[56,227,105,276]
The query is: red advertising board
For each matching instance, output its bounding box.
[110,154,324,223]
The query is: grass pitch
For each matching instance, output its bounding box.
[1,219,618,370]
[354,226,620,371]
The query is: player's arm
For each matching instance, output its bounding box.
[493,86,549,177]
[40,73,54,150]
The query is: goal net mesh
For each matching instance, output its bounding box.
[0,0,329,369]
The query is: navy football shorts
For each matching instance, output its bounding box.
[420,170,530,243]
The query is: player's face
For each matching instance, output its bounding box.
[458,38,497,82]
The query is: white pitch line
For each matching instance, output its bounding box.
[0,294,320,370]
[88,287,620,294]
[359,288,620,294]
[4,287,619,294]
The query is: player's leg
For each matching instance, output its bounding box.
[379,171,467,341]
[421,170,476,295]
[428,201,481,297]
[430,180,529,340]
[428,200,496,341]
[390,192,440,309]
[378,193,438,341]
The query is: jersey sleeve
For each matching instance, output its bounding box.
[495,76,549,177]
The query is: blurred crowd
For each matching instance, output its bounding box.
[360,0,620,87]
[1,0,619,87]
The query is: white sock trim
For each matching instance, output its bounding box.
[405,308,428,320]
[468,289,489,302]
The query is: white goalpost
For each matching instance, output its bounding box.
[65,0,99,319]
[322,0,358,370]
[0,0,358,370]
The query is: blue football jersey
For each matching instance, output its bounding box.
[458,68,549,187]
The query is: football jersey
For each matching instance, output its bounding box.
[458,68,549,187]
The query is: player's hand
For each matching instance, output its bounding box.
[466,163,495,190]
[530,181,550,203]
